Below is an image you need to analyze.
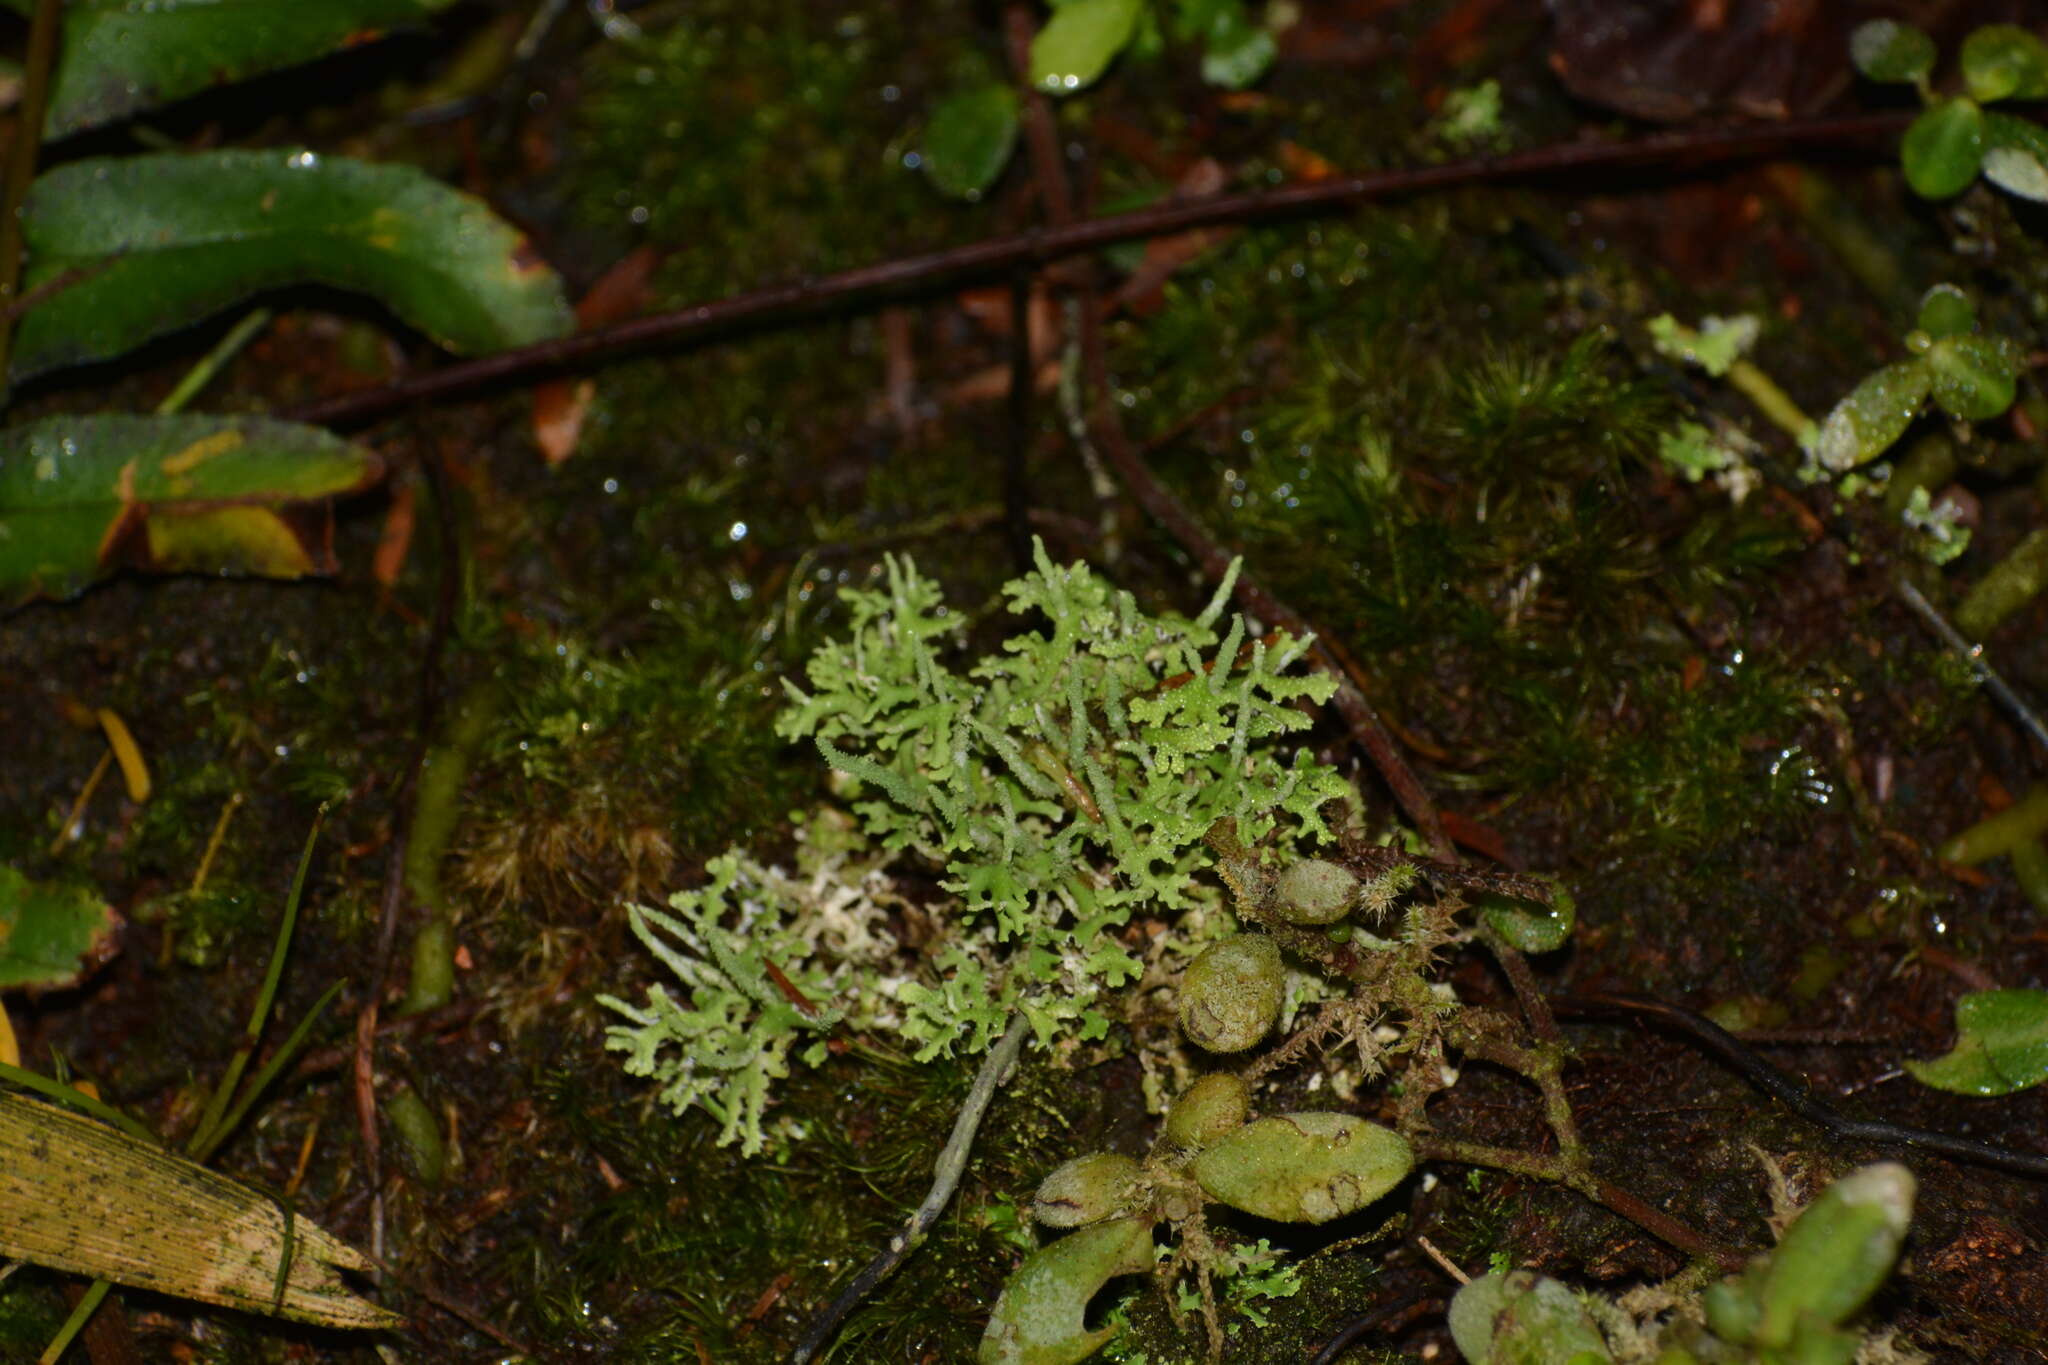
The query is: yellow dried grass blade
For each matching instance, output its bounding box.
[0,1092,397,1329]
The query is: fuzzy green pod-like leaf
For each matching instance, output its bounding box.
[1812,359,1930,471]
[1179,933,1284,1053]
[1753,1162,1914,1346]
[979,1216,1155,1365]
[1190,1112,1412,1223]
[1032,1153,1143,1228]
[1271,858,1359,925]
[1448,1271,1612,1365]
[1163,1073,1250,1150]
[1029,0,1143,95]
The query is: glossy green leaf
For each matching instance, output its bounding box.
[1755,1163,1913,1344]
[0,414,383,604]
[1960,24,2048,104]
[1176,0,1275,91]
[1982,111,2048,202]
[1901,98,1986,199]
[1030,0,1144,95]
[1904,988,2048,1096]
[1811,359,1929,471]
[1915,283,1976,339]
[1478,881,1575,953]
[1848,19,1936,85]
[1925,333,2022,420]
[15,150,572,381]
[923,84,1021,200]
[0,0,457,138]
[0,866,118,990]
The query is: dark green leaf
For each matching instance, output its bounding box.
[1812,359,1929,470]
[0,866,117,990]
[922,84,1020,200]
[15,150,572,381]
[1848,19,1936,85]
[1181,0,1275,91]
[0,414,383,604]
[1030,0,1144,95]
[1901,97,1985,199]
[1960,23,2048,103]
[1904,989,2048,1096]
[1915,283,1976,339]
[1,0,458,138]
[1983,111,2048,202]
[1926,333,2022,420]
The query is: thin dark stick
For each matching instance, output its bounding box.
[283,112,1912,431]
[790,1010,1031,1364]
[1306,1289,1435,1365]
[1004,271,1034,574]
[0,0,62,384]
[1559,992,2048,1179]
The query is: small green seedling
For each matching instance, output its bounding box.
[1448,1162,1917,1365]
[1811,283,2024,472]
[1851,20,2048,202]
[922,0,1278,199]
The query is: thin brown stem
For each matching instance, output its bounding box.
[282,112,1911,431]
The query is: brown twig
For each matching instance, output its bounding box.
[0,0,62,385]
[281,112,1911,431]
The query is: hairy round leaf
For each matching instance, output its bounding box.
[1190,1112,1412,1223]
[1179,933,1284,1053]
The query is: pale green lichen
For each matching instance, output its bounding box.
[605,542,1349,1153]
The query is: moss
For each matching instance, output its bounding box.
[572,3,988,305]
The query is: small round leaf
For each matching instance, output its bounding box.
[1812,359,1930,470]
[923,84,1020,200]
[1915,283,1976,339]
[1850,19,1936,85]
[1901,98,1986,199]
[1029,0,1144,96]
[1926,333,2021,421]
[1961,24,2048,103]
[1983,111,2048,202]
